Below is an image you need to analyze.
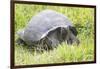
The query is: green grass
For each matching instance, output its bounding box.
[15,40,94,65]
[15,4,95,65]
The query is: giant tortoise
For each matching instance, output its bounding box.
[16,10,80,50]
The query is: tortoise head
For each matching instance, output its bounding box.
[69,26,78,36]
[60,26,80,45]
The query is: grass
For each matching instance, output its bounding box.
[14,4,95,65]
[15,40,94,65]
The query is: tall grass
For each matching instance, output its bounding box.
[15,4,95,65]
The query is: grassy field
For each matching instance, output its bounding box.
[15,4,95,65]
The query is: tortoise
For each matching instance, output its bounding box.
[16,10,80,50]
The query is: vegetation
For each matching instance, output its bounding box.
[15,4,95,65]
